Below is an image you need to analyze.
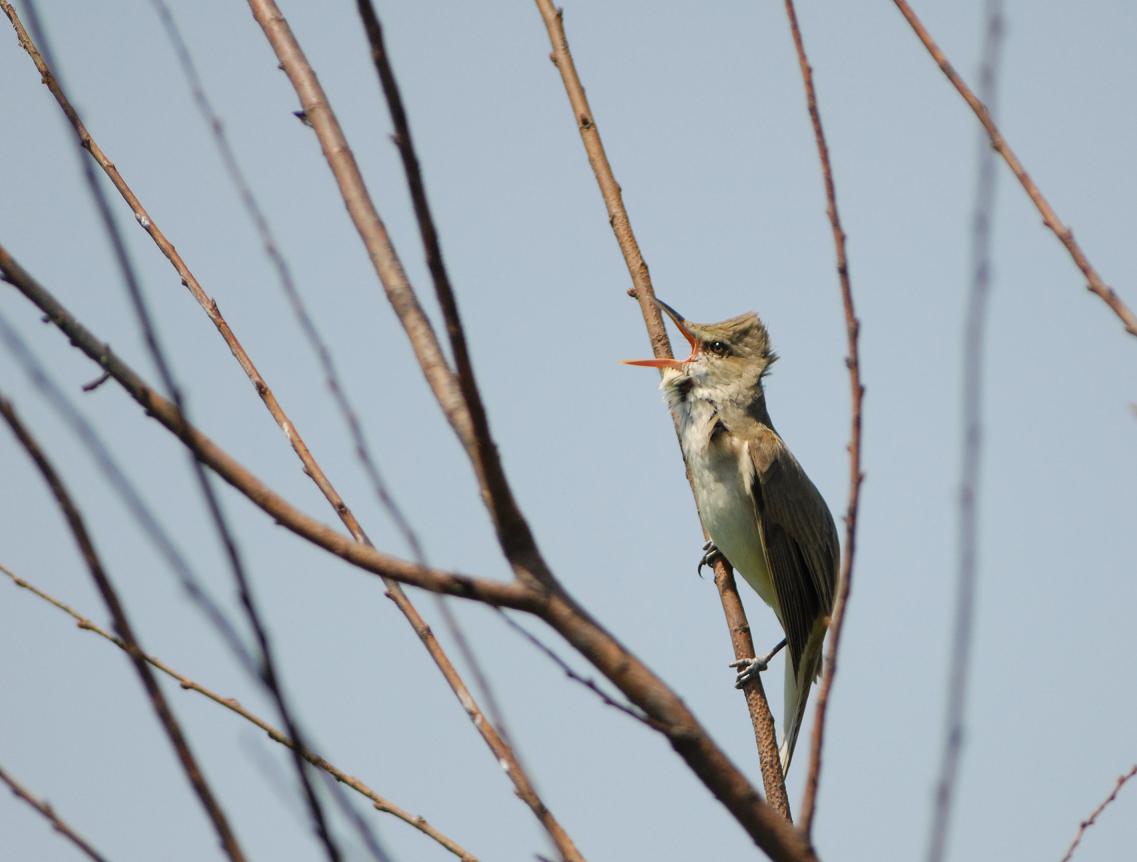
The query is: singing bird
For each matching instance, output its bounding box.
[626,299,838,774]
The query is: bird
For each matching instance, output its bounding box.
[625,297,838,774]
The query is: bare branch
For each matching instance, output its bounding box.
[890,0,1137,338]
[1059,765,1137,862]
[0,396,247,862]
[0,563,480,862]
[780,0,864,835]
[713,568,792,820]
[927,4,1003,860]
[0,763,110,862]
[532,0,790,816]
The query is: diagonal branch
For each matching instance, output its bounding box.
[780,0,864,836]
[532,0,790,818]
[0,763,110,862]
[0,397,247,862]
[890,0,1137,338]
[0,563,480,862]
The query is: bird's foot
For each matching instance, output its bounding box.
[730,656,768,688]
[729,638,787,689]
[697,541,725,577]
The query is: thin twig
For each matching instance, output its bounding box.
[0,396,247,862]
[13,5,342,856]
[496,610,662,730]
[532,0,790,817]
[0,563,479,862]
[927,4,1003,860]
[781,0,864,837]
[890,0,1137,338]
[2,245,817,862]
[1059,765,1137,862]
[0,763,110,862]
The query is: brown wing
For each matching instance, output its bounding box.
[747,434,838,673]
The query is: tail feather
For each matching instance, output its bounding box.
[778,624,826,775]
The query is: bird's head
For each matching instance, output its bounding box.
[624,298,777,403]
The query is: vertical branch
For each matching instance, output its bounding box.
[532,0,789,813]
[0,398,247,862]
[928,4,1003,860]
[890,0,1137,338]
[781,0,864,837]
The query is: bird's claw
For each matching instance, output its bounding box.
[730,656,769,689]
[698,540,725,577]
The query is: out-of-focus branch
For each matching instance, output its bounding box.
[0,763,110,862]
[0,397,247,862]
[927,4,1003,861]
[890,0,1137,338]
[780,0,864,837]
[2,247,817,862]
[532,0,791,819]
[1059,765,1137,862]
[0,563,479,862]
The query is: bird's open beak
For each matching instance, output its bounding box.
[622,298,698,369]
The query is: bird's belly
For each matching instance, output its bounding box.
[690,449,780,620]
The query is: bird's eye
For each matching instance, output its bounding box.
[704,341,729,356]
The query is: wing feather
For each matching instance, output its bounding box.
[746,434,838,673]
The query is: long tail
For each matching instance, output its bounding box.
[779,622,827,775]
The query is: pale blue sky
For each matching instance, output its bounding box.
[1,2,1134,861]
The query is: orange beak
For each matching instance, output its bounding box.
[622,298,699,370]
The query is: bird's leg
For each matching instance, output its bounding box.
[730,638,788,689]
[697,540,726,577]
